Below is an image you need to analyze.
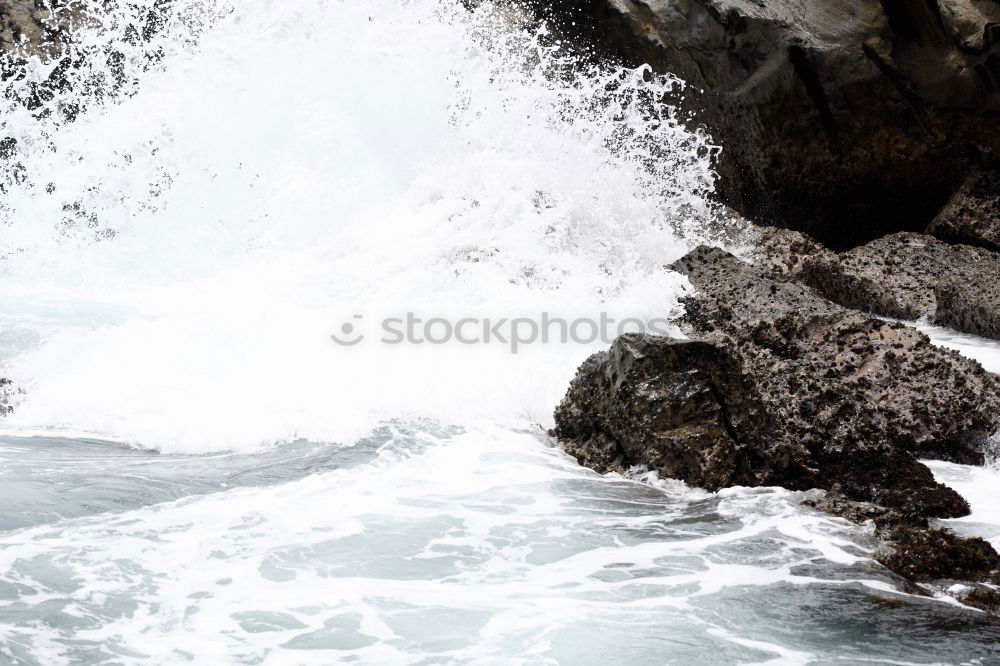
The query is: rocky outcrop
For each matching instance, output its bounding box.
[800,232,1000,340]
[671,246,1000,470]
[555,246,1000,517]
[928,164,1000,252]
[539,0,1000,248]
[743,225,836,281]
[803,491,1000,611]
[553,245,1000,599]
[554,336,769,491]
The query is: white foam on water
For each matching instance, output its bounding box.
[925,459,1000,547]
[913,325,1000,548]
[0,425,884,665]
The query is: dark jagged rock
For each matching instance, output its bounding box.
[928,165,1000,253]
[541,0,1000,248]
[553,335,768,491]
[555,246,1000,516]
[878,527,1000,584]
[804,490,1000,612]
[802,491,910,531]
[961,586,1000,613]
[553,245,1000,602]
[554,334,977,519]
[800,232,1000,340]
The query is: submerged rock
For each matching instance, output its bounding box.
[804,490,1000,612]
[801,232,1000,340]
[876,526,1000,612]
[928,165,1000,253]
[878,527,1000,584]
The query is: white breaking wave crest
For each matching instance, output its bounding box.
[0,0,718,452]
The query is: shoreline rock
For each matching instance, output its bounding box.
[789,232,1000,341]
[552,246,1000,604]
[928,165,1000,253]
[805,491,1000,613]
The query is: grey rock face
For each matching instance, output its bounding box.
[744,225,836,281]
[554,246,1000,520]
[801,232,1000,340]
[672,246,1000,467]
[543,0,1000,248]
[928,166,1000,253]
[936,280,1000,340]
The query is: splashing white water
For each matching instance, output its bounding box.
[6,5,1000,664]
[0,0,719,452]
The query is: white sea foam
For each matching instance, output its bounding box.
[0,425,887,665]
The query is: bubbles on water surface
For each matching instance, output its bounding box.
[3,426,998,666]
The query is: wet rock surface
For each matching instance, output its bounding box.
[553,335,767,491]
[928,165,1000,253]
[555,245,1000,514]
[541,0,1000,248]
[879,527,1000,584]
[553,246,1000,599]
[670,246,1000,472]
[800,232,1000,340]
[806,490,1000,612]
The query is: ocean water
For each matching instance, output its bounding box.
[1,1,999,664]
